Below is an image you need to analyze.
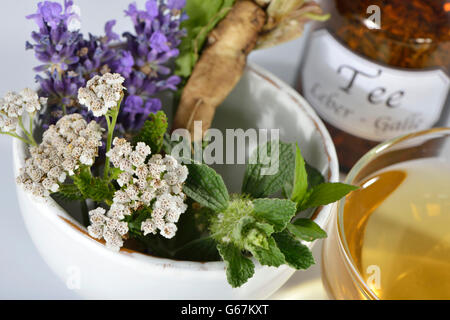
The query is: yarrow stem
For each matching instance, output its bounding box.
[0,131,34,145]
[18,115,37,146]
[104,94,123,179]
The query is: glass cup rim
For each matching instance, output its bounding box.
[336,127,450,300]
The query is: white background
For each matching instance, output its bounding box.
[0,0,326,299]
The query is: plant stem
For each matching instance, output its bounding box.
[103,95,123,179]
[29,114,34,136]
[0,131,33,145]
[18,116,37,146]
[103,116,113,178]
[62,104,67,115]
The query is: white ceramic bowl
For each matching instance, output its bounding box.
[13,64,339,299]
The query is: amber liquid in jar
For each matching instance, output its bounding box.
[298,0,450,172]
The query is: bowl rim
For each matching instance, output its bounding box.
[13,63,339,273]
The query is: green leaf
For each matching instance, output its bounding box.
[247,237,285,267]
[174,237,221,262]
[283,160,324,199]
[273,230,315,270]
[252,198,297,232]
[217,243,255,288]
[299,183,359,211]
[72,167,114,203]
[242,141,296,198]
[287,219,327,242]
[53,183,83,201]
[176,0,235,78]
[305,162,325,189]
[133,111,168,154]
[290,144,308,203]
[108,167,123,181]
[233,217,275,250]
[184,162,229,211]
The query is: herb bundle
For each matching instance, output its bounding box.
[1,0,357,288]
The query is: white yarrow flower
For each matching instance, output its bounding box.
[16,114,103,197]
[78,73,125,117]
[94,139,189,243]
[0,88,44,133]
[87,207,129,252]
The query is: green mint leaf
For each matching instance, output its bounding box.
[299,183,358,211]
[133,111,168,154]
[174,236,221,262]
[305,162,325,189]
[217,243,255,288]
[232,216,274,239]
[247,237,285,267]
[283,160,325,198]
[290,144,308,203]
[252,198,297,232]
[242,141,296,198]
[184,163,230,211]
[287,219,327,242]
[273,230,315,270]
[53,183,83,201]
[176,0,235,78]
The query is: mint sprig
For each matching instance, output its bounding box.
[182,139,357,288]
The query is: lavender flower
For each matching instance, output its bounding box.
[27,0,186,132]
[26,1,83,73]
[118,0,186,130]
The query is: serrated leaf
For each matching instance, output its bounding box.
[287,219,327,242]
[217,243,255,288]
[242,141,296,198]
[252,198,297,232]
[184,163,229,211]
[273,230,315,270]
[299,183,358,211]
[53,183,83,201]
[108,168,123,181]
[174,236,220,261]
[248,237,285,267]
[72,167,114,203]
[133,111,168,154]
[290,144,308,203]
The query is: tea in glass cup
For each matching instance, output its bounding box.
[322,128,450,299]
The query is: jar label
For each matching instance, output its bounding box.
[301,29,450,141]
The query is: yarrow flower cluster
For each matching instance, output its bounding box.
[0,89,46,133]
[16,114,103,196]
[110,138,188,237]
[87,207,129,252]
[78,73,125,117]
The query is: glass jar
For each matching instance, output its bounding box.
[298,0,450,172]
